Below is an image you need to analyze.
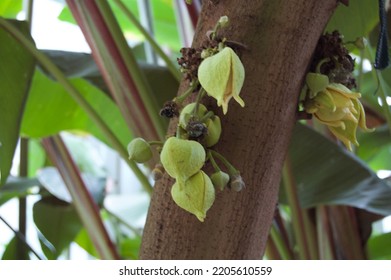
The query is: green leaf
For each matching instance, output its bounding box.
[0,20,35,185]
[326,0,378,40]
[28,139,46,177]
[74,227,99,258]
[33,197,83,259]
[21,69,132,148]
[0,176,40,206]
[366,232,391,260]
[0,0,23,18]
[41,50,178,108]
[287,123,391,216]
[119,236,141,260]
[1,236,30,260]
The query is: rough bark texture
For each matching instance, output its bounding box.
[140,0,338,259]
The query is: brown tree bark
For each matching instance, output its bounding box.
[140,0,339,259]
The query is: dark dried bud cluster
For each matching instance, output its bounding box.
[177,47,203,81]
[311,31,356,89]
[186,119,208,139]
[159,101,179,118]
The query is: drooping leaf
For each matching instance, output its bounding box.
[0,176,40,206]
[1,236,30,260]
[0,0,23,18]
[326,0,378,40]
[21,69,132,148]
[0,20,35,185]
[286,123,391,216]
[33,197,83,259]
[366,232,391,260]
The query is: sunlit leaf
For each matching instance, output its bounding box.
[0,20,35,185]
[366,232,391,260]
[74,227,99,258]
[0,0,23,18]
[21,69,132,148]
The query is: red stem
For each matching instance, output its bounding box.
[42,136,120,259]
[67,0,160,140]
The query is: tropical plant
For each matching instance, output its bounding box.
[0,0,390,260]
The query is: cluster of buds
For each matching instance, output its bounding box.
[302,32,374,151]
[127,16,246,222]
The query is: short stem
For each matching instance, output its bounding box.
[175,80,199,104]
[209,150,238,175]
[207,151,221,172]
[315,58,330,74]
[200,111,215,122]
[192,87,206,116]
[176,125,184,139]
[148,141,164,146]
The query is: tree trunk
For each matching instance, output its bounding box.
[140,0,338,259]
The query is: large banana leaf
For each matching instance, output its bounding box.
[287,123,391,216]
[0,20,35,185]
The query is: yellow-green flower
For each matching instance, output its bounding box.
[304,83,373,151]
[171,170,215,222]
[198,47,245,114]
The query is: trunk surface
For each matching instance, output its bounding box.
[140,0,338,259]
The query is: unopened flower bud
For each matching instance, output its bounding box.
[211,171,230,191]
[230,175,245,192]
[218,16,229,27]
[152,163,164,181]
[306,73,329,98]
[127,138,152,163]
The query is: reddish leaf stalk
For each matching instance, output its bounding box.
[184,0,200,28]
[42,135,120,260]
[66,0,162,141]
